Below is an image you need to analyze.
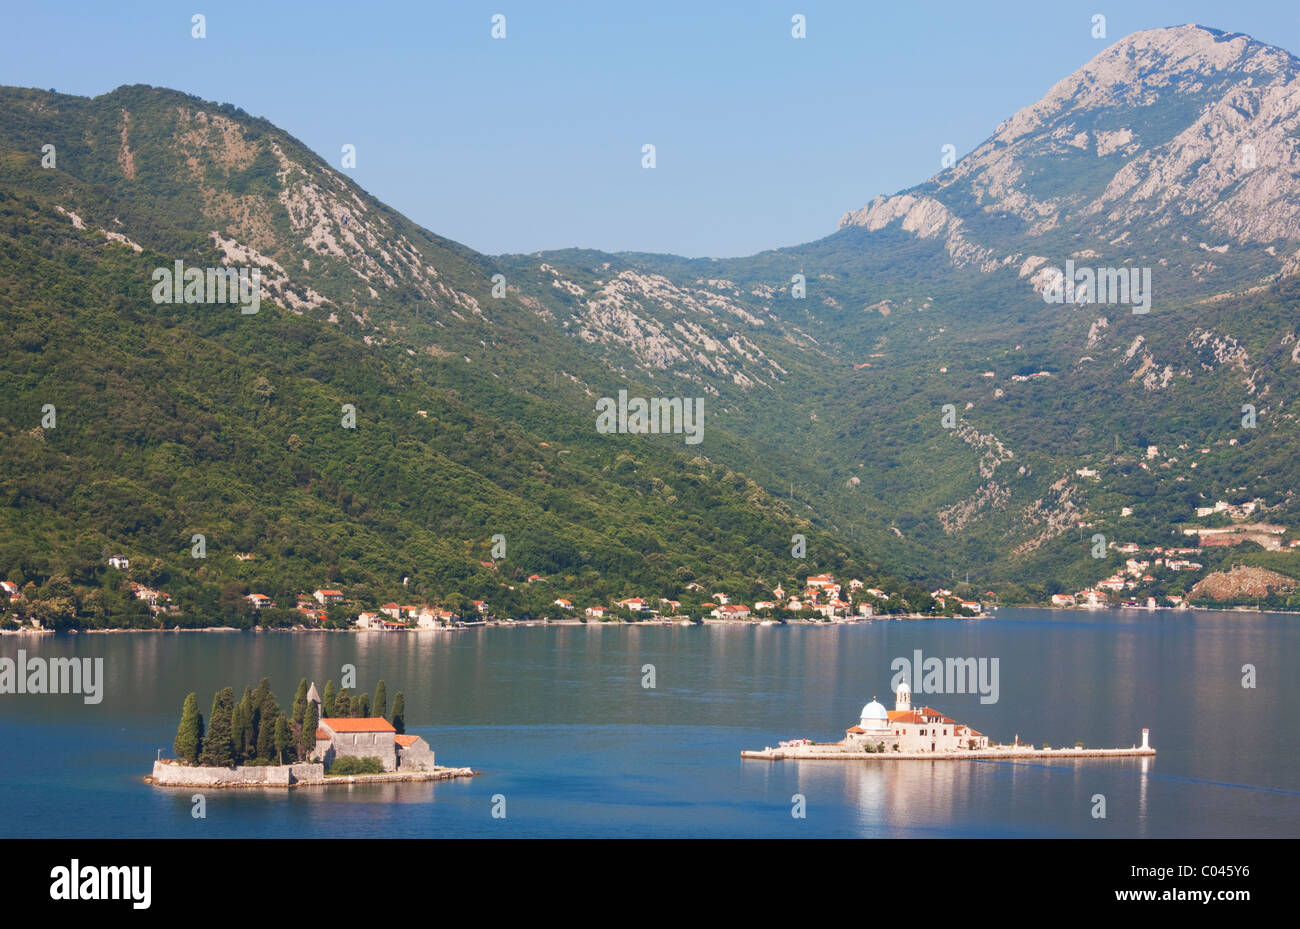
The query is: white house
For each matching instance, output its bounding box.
[314,589,345,605]
[107,555,130,571]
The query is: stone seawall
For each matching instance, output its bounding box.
[741,746,1156,762]
[147,760,323,787]
[146,760,476,788]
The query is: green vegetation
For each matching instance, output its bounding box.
[172,692,202,763]
[390,692,405,734]
[174,676,406,766]
[327,756,385,776]
[1,79,1298,617]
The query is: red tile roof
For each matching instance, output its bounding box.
[394,734,418,747]
[888,710,924,724]
[320,717,396,733]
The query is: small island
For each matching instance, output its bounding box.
[742,680,1156,762]
[147,677,475,788]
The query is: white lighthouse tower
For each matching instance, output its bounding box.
[895,677,911,712]
[1141,728,1150,750]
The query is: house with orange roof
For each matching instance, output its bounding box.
[314,589,345,605]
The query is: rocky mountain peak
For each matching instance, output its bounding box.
[839,24,1300,294]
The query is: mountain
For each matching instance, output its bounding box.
[840,25,1300,295]
[5,23,1300,622]
[513,25,1300,596]
[0,85,886,629]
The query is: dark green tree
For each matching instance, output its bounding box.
[291,678,309,730]
[273,716,290,764]
[229,699,247,765]
[373,680,387,720]
[301,702,319,762]
[355,692,370,717]
[233,686,255,764]
[322,680,337,717]
[173,692,202,763]
[199,687,236,766]
[390,692,405,734]
[256,692,281,762]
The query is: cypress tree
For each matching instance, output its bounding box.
[235,691,254,763]
[373,680,387,720]
[334,690,352,718]
[391,692,405,734]
[301,702,318,762]
[355,692,370,718]
[251,678,270,732]
[323,680,337,717]
[273,716,289,764]
[230,699,247,765]
[256,693,281,761]
[199,687,236,766]
[291,678,309,730]
[173,692,202,763]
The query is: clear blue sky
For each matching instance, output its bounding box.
[3,1,1298,258]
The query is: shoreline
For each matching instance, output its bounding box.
[6,603,1299,637]
[1,613,981,635]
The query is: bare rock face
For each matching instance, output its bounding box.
[1189,564,1297,600]
[839,25,1300,289]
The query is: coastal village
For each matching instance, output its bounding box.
[7,488,1300,632]
[1056,494,1300,611]
[3,554,995,631]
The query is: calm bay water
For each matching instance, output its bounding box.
[0,607,1296,838]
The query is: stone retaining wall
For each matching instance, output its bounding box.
[147,760,475,788]
[148,760,324,787]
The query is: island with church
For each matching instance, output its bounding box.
[741,678,1156,762]
[146,677,476,788]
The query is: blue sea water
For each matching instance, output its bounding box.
[0,608,1296,837]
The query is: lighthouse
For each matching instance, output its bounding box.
[1141,728,1150,750]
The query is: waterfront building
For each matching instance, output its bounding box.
[306,683,435,772]
[843,680,989,752]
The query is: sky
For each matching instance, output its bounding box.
[3,1,1299,258]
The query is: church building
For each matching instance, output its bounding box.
[844,679,988,752]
